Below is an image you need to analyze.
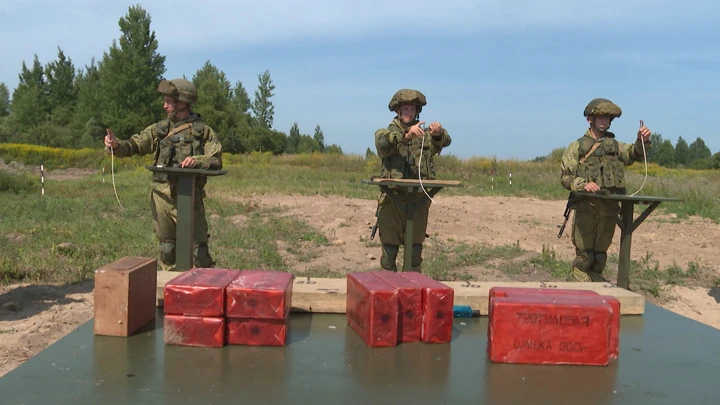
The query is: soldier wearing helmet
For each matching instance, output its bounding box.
[373,89,452,272]
[560,98,651,282]
[104,78,223,271]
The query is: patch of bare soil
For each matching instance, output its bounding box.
[0,281,93,378]
[1,194,718,378]
[0,158,97,181]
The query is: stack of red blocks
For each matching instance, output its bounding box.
[163,269,294,348]
[346,271,454,347]
[163,268,239,348]
[487,287,620,366]
[225,270,294,347]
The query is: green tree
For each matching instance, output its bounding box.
[674,136,690,166]
[251,69,275,129]
[653,139,676,167]
[97,5,166,138]
[313,124,325,152]
[232,80,252,115]
[0,82,9,117]
[713,152,720,170]
[44,47,76,125]
[11,55,49,129]
[286,122,301,154]
[688,137,711,161]
[326,144,344,155]
[647,133,664,163]
[192,61,248,154]
[365,147,375,160]
[72,58,104,143]
[297,135,321,153]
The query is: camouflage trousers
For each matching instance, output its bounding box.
[150,182,213,271]
[377,192,431,271]
[570,199,617,282]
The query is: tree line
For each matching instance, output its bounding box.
[646,134,719,170]
[0,5,341,156]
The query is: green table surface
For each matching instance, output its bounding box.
[1,304,718,405]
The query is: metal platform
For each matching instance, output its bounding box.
[1,304,718,405]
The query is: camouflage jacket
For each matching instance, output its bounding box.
[560,129,648,192]
[374,117,451,180]
[109,113,223,183]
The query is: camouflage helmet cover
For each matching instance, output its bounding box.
[584,98,622,118]
[158,78,198,104]
[388,89,427,113]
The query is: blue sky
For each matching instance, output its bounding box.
[2,1,719,159]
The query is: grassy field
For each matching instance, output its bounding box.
[2,146,719,300]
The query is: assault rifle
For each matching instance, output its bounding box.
[370,203,380,240]
[557,192,578,238]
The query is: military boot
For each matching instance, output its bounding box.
[380,244,399,271]
[569,267,592,282]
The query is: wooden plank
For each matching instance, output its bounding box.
[156,273,645,315]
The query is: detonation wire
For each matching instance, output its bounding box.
[418,128,437,205]
[110,146,124,210]
[629,120,649,197]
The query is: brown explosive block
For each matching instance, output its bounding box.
[163,268,241,317]
[346,272,398,347]
[226,318,289,346]
[225,270,294,320]
[164,314,226,348]
[94,256,157,337]
[371,270,422,343]
[399,272,454,344]
[488,295,613,366]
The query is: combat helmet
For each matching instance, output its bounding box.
[583,98,622,118]
[388,89,427,113]
[158,78,198,104]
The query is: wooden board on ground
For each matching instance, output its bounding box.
[156,272,645,315]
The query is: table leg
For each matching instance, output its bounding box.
[404,187,417,272]
[175,175,196,271]
[617,201,634,289]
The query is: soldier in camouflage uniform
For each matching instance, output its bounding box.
[560,98,651,282]
[104,78,223,271]
[374,89,452,272]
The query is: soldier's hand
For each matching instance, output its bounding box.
[104,129,119,150]
[180,156,197,168]
[583,182,601,193]
[405,121,425,140]
[637,120,651,143]
[428,122,443,136]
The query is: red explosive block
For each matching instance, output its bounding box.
[399,272,454,344]
[489,286,599,302]
[164,268,241,317]
[488,287,620,359]
[371,270,422,343]
[225,270,294,320]
[488,295,613,366]
[226,318,288,346]
[346,272,398,347]
[164,314,225,348]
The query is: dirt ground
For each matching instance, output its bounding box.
[1,190,719,378]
